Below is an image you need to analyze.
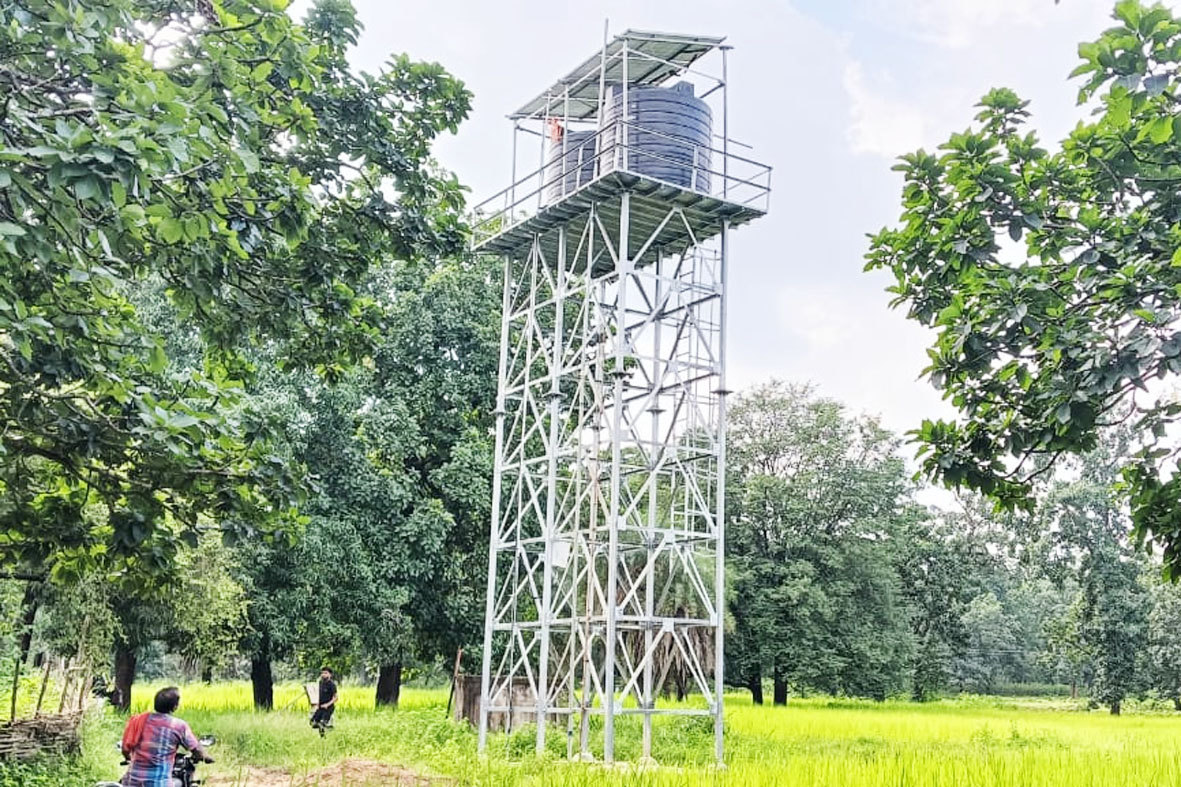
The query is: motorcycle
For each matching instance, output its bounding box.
[95,734,216,787]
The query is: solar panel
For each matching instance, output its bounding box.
[509,30,725,121]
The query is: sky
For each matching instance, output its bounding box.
[288,0,1157,439]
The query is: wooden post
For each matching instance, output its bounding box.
[72,615,91,714]
[445,648,464,717]
[34,660,50,716]
[9,653,20,721]
[77,670,92,713]
[58,657,73,714]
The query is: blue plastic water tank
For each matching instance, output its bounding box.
[544,130,597,204]
[599,81,712,192]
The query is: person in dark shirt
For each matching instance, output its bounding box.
[310,667,337,735]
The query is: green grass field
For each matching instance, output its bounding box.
[8,683,1181,786]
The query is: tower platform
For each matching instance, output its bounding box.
[473,170,766,273]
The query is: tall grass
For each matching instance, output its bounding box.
[43,682,1181,785]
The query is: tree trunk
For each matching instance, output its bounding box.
[773,673,788,706]
[748,672,763,705]
[1070,680,1077,700]
[1110,699,1121,716]
[251,657,273,711]
[1173,696,1180,712]
[201,664,213,684]
[674,667,687,702]
[376,662,403,708]
[113,642,136,713]
[16,583,38,668]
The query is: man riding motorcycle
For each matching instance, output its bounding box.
[120,687,213,787]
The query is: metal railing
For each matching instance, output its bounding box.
[472,121,772,249]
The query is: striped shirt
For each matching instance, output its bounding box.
[124,712,199,787]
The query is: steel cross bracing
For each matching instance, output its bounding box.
[478,188,730,764]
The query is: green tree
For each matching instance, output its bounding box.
[1146,578,1181,709]
[1043,440,1148,713]
[111,535,247,710]
[865,0,1181,576]
[1080,545,1147,714]
[1042,595,1089,699]
[952,592,1017,694]
[893,503,1001,700]
[0,0,469,582]
[728,382,913,703]
[239,258,498,709]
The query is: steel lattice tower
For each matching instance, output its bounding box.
[473,30,769,764]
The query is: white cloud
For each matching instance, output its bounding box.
[901,0,1046,49]
[776,286,856,353]
[842,60,927,158]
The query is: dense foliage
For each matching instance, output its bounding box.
[866,0,1181,577]
[0,0,469,583]
[240,258,498,707]
[725,384,1175,712]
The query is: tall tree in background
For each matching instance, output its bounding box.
[111,535,247,710]
[894,501,1003,700]
[1039,436,1148,714]
[0,0,469,583]
[727,382,913,703]
[366,260,497,704]
[238,258,498,709]
[866,0,1181,577]
[1147,580,1181,709]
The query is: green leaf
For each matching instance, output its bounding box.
[252,61,274,82]
[0,222,25,237]
[74,175,101,200]
[1148,115,1173,144]
[111,180,127,208]
[158,217,184,244]
[1108,91,1132,128]
[1134,308,1157,323]
[171,413,200,429]
[238,149,259,174]
[148,343,168,374]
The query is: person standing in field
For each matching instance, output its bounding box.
[310,667,338,735]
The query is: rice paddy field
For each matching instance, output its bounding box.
[8,683,1181,786]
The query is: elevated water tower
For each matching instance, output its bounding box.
[473,29,770,764]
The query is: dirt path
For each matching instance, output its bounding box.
[205,757,440,786]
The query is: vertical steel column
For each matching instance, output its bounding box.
[603,190,630,764]
[578,206,599,760]
[715,46,731,767]
[536,226,567,753]
[713,222,730,765]
[618,38,629,171]
[509,122,519,214]
[479,256,515,754]
[641,252,663,761]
